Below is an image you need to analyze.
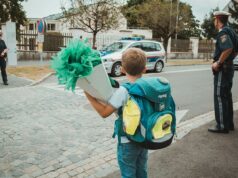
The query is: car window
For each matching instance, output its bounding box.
[155,43,161,51]
[142,42,158,52]
[102,42,129,53]
[129,42,143,49]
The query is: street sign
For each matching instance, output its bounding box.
[37,34,44,43]
[37,19,46,34]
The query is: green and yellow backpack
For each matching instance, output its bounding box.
[113,77,176,150]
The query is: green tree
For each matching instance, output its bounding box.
[201,7,219,39]
[228,0,238,32]
[0,0,27,30]
[122,0,147,28]
[62,0,120,49]
[177,9,201,39]
[127,0,146,7]
[124,0,199,51]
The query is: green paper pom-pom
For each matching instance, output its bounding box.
[51,39,102,91]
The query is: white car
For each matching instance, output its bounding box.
[234,55,238,69]
[100,39,166,77]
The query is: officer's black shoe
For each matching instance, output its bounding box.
[3,82,8,85]
[208,125,229,134]
[229,126,235,131]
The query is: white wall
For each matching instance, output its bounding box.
[2,22,17,66]
[69,28,153,49]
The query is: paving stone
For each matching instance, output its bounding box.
[44,171,59,178]
[19,175,32,178]
[24,165,40,174]
[10,159,23,167]
[58,173,70,178]
[0,86,118,178]
[43,166,55,174]
[75,167,84,174]
[8,168,25,177]
[31,169,44,177]
[60,160,72,167]
[52,162,62,170]
[67,170,78,177]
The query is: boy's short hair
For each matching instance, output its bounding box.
[122,48,146,76]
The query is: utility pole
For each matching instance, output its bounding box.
[175,0,179,40]
[169,0,172,34]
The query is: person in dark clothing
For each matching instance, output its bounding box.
[0,32,8,85]
[208,11,236,134]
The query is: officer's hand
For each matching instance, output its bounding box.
[212,62,220,72]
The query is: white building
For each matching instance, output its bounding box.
[21,9,152,50]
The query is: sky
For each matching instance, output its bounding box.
[22,0,230,22]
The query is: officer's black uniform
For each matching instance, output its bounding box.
[213,25,235,131]
[0,39,8,85]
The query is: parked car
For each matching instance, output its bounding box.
[100,38,166,77]
[234,55,238,69]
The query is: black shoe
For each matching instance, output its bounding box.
[4,82,8,85]
[229,126,235,131]
[208,126,229,134]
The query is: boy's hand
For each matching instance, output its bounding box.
[84,91,96,101]
[83,91,116,118]
[84,91,92,98]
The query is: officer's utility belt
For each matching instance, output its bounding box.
[224,60,233,65]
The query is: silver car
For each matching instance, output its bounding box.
[100,39,166,77]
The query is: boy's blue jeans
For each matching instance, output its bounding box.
[117,142,148,178]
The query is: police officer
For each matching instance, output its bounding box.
[0,32,8,85]
[208,11,236,133]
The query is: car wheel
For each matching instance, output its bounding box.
[111,62,122,77]
[154,61,164,73]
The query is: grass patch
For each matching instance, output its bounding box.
[7,65,54,81]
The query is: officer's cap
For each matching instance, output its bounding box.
[213,11,231,18]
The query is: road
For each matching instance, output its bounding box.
[41,64,238,122]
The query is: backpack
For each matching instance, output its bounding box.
[113,77,176,150]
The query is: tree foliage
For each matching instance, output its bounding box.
[228,0,238,32]
[0,0,27,29]
[127,0,146,7]
[62,0,120,48]
[177,8,201,39]
[123,0,200,51]
[201,7,219,40]
[122,0,147,27]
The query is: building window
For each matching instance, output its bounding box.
[29,38,36,51]
[47,23,56,31]
[29,23,34,30]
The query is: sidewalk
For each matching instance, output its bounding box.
[104,111,238,178]
[0,75,32,89]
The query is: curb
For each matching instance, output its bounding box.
[29,72,55,86]
[8,74,35,83]
[175,102,238,140]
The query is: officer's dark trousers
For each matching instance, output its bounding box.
[214,64,234,130]
[0,58,8,83]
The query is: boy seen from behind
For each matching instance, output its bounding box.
[85,48,148,178]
